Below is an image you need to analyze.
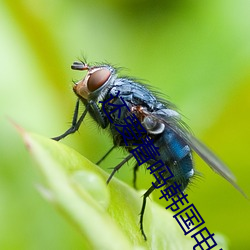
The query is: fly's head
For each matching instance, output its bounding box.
[72,61,116,101]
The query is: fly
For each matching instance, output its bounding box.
[52,60,247,240]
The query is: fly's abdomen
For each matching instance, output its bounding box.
[155,128,194,192]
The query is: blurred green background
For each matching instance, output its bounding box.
[1,0,250,249]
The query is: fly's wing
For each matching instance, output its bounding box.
[180,131,248,198]
[151,110,248,199]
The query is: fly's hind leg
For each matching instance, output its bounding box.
[140,184,156,240]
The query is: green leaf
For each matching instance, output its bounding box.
[19,128,201,250]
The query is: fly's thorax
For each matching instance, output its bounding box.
[138,108,180,135]
[142,116,165,134]
[73,64,117,101]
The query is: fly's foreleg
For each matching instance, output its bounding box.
[52,99,89,141]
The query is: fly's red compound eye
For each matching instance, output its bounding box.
[87,68,111,92]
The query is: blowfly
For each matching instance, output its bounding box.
[52,60,246,239]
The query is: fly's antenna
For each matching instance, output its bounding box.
[71,61,89,71]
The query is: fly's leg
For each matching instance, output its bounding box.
[140,184,156,240]
[107,153,134,184]
[52,99,108,141]
[96,145,116,165]
[52,100,89,141]
[89,100,107,129]
[133,163,139,189]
